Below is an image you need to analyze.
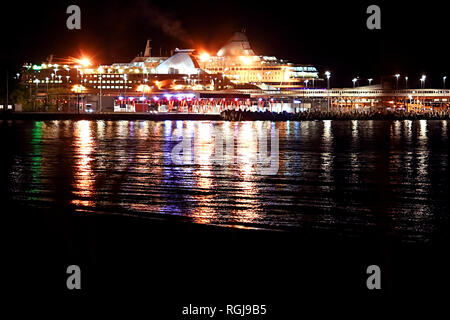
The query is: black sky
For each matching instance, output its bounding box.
[1,0,449,88]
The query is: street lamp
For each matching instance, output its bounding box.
[325,71,331,111]
[325,71,331,89]
[444,76,447,89]
[124,74,128,99]
[420,75,426,89]
[305,79,309,88]
[99,75,102,112]
[72,85,86,114]
[33,79,40,110]
[352,78,358,88]
[395,74,400,89]
[45,77,49,105]
[405,76,408,89]
[368,78,373,86]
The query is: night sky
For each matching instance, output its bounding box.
[1,0,449,90]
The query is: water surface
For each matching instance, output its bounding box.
[1,119,448,240]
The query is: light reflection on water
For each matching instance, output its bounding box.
[71,121,94,207]
[2,119,449,240]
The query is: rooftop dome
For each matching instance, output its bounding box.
[217,32,255,56]
[155,50,200,75]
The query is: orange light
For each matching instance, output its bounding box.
[71,84,86,93]
[199,52,211,62]
[137,84,151,93]
[71,57,92,67]
[239,56,251,65]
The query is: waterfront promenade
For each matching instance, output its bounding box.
[220,109,450,121]
[2,109,449,121]
[0,112,221,121]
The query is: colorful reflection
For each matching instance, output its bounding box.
[28,121,43,201]
[3,119,447,239]
[71,121,95,207]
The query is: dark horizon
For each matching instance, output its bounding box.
[1,0,449,89]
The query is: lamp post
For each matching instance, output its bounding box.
[45,77,49,106]
[53,68,58,96]
[368,78,373,86]
[305,79,309,88]
[325,71,331,89]
[124,74,128,99]
[352,78,357,88]
[420,75,426,89]
[72,85,85,114]
[395,74,400,90]
[325,71,331,111]
[444,76,447,89]
[405,76,408,89]
[99,75,102,113]
[33,79,40,111]
[77,86,80,114]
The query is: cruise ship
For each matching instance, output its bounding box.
[19,32,320,112]
[195,32,320,89]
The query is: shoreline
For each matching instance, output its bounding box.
[1,110,450,121]
[220,109,450,121]
[0,112,222,121]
